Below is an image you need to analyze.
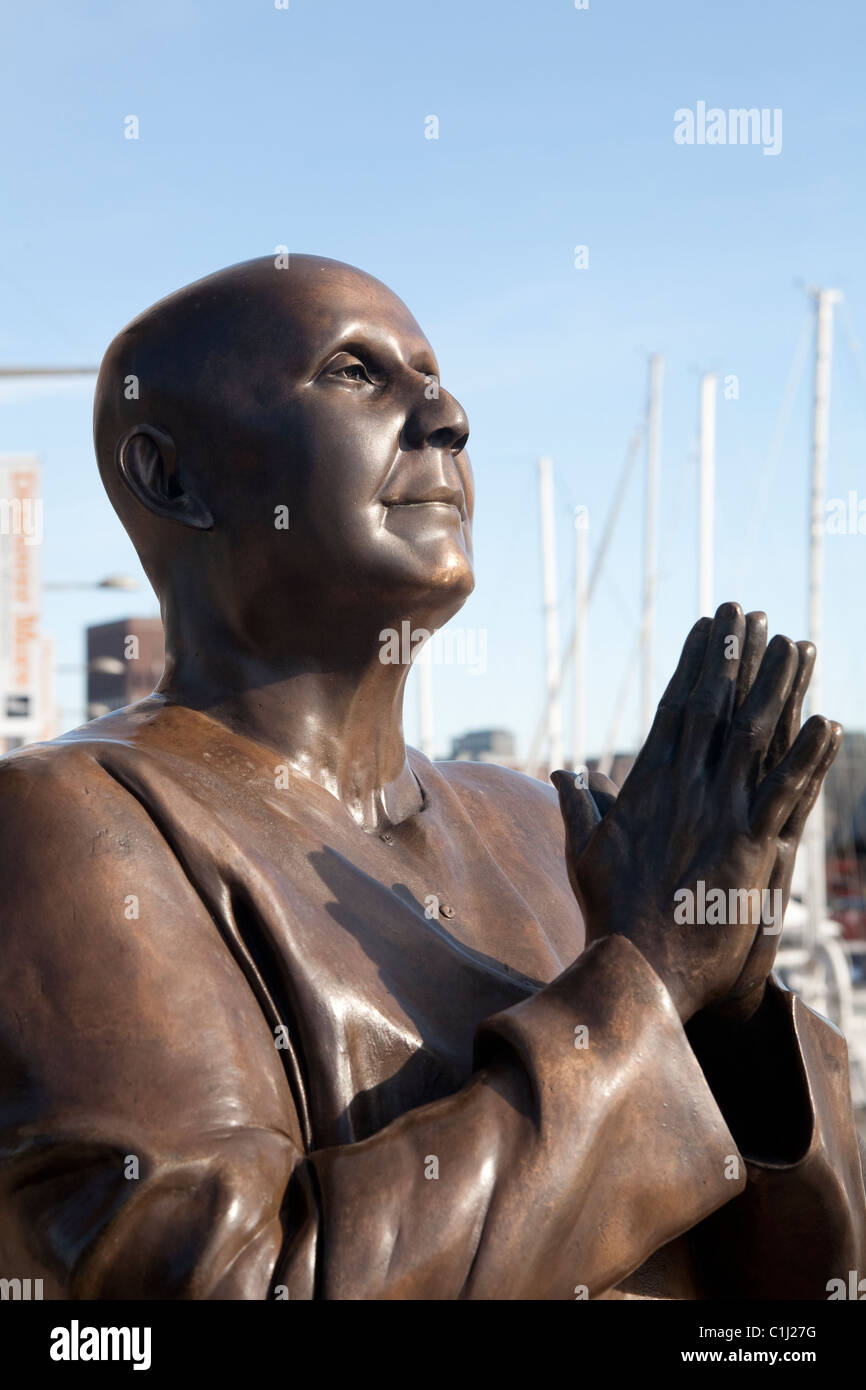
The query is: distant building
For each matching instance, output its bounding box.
[826,731,866,854]
[449,728,516,763]
[0,453,42,752]
[86,617,164,718]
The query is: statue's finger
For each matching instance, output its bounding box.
[734,611,768,710]
[764,641,815,774]
[551,769,602,862]
[750,715,834,841]
[629,616,711,778]
[722,634,799,790]
[676,601,746,776]
[778,719,843,841]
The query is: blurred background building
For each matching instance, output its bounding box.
[449,728,516,763]
[86,617,164,719]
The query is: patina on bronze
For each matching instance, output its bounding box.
[0,256,862,1299]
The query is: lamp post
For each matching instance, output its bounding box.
[44,576,139,592]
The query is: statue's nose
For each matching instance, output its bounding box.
[401,387,469,456]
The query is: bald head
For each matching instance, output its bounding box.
[93,253,473,644]
[95,256,417,538]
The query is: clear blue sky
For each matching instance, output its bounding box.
[1,0,864,758]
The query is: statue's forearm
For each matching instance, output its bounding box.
[290,935,743,1299]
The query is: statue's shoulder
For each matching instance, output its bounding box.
[0,745,112,861]
[0,707,158,832]
[422,754,561,824]
[0,717,183,935]
[0,734,102,799]
[0,699,179,806]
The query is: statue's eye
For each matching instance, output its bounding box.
[327,354,376,385]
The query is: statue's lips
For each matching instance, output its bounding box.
[382,497,465,521]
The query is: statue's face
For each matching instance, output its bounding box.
[197,260,475,633]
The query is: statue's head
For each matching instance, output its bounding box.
[93,255,474,660]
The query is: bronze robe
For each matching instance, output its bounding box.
[0,699,863,1299]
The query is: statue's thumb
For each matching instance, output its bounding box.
[550,769,601,861]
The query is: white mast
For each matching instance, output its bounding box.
[524,424,642,776]
[538,457,563,773]
[641,355,664,739]
[804,288,842,955]
[573,506,588,775]
[699,371,716,615]
[417,638,435,760]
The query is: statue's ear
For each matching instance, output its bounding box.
[115,424,213,530]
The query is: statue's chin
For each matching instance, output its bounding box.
[420,585,475,639]
[406,556,475,615]
[364,533,473,603]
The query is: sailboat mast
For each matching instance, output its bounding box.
[641,355,664,738]
[539,456,563,772]
[805,287,842,952]
[699,371,716,616]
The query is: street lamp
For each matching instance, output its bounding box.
[0,367,98,378]
[43,575,140,592]
[57,657,127,677]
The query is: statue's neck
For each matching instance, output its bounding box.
[158,620,423,833]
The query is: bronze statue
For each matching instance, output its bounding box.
[0,256,862,1299]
